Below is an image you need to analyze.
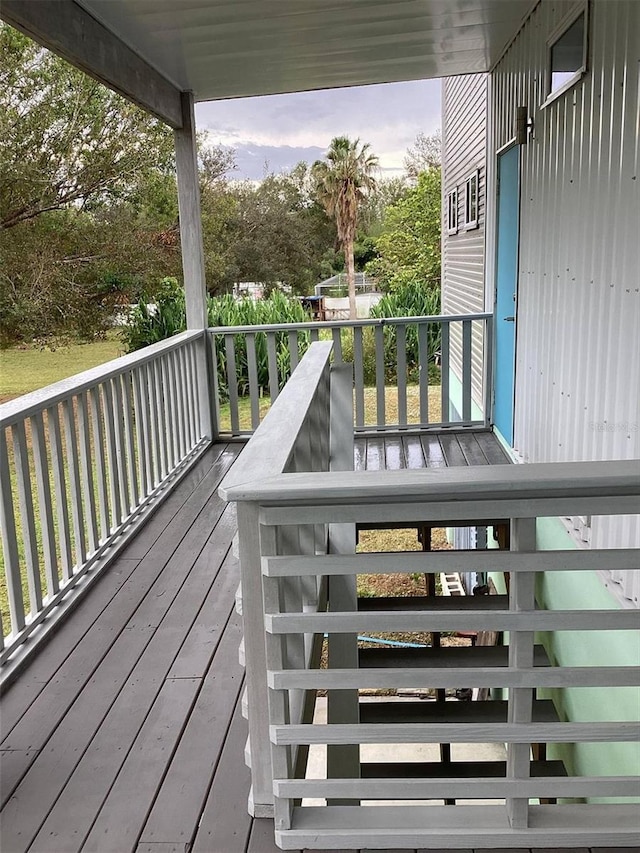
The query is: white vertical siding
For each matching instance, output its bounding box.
[491,0,640,570]
[442,74,488,409]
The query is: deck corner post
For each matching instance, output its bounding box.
[174,91,216,439]
[235,500,274,817]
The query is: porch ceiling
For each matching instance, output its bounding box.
[72,0,533,101]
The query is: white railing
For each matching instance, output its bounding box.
[221,344,640,848]
[209,312,492,437]
[0,330,210,679]
[219,340,342,816]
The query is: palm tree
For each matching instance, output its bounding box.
[312,137,378,319]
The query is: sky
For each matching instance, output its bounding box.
[195,79,441,181]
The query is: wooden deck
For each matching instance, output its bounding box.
[0,432,620,853]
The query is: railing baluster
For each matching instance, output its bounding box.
[47,404,73,581]
[396,323,407,426]
[266,332,279,403]
[160,354,176,471]
[0,429,25,633]
[111,377,130,515]
[182,344,195,450]
[175,348,189,458]
[331,327,343,363]
[167,351,182,464]
[288,330,299,373]
[30,412,59,596]
[154,357,169,478]
[101,381,123,527]
[132,367,150,499]
[62,398,87,570]
[11,422,42,615]
[77,391,99,555]
[190,340,203,442]
[418,322,429,424]
[440,320,450,425]
[462,318,472,423]
[310,328,319,343]
[506,516,537,829]
[246,332,261,430]
[375,323,385,427]
[224,334,240,436]
[89,386,110,540]
[120,373,139,510]
[353,326,365,428]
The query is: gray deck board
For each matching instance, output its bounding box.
[3,430,604,853]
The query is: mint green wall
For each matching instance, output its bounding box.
[490,517,640,801]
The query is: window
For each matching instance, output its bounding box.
[447,188,458,234]
[546,6,587,101]
[464,170,479,229]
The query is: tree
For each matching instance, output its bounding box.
[367,168,441,292]
[404,130,442,182]
[0,25,174,231]
[312,137,378,318]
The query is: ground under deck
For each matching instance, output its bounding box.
[0,432,617,853]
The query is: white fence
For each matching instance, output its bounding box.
[0,330,209,680]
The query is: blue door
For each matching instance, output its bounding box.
[493,145,520,444]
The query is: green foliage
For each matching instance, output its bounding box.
[122,280,311,400]
[367,169,441,292]
[342,282,442,386]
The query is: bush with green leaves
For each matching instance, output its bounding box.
[122,280,311,399]
[368,282,441,384]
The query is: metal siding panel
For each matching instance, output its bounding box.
[490,0,640,580]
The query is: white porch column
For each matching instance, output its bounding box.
[174,91,215,438]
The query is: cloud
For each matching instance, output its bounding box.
[196,79,440,179]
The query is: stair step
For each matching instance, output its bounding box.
[358,699,560,725]
[359,759,568,779]
[357,594,509,611]
[358,643,550,668]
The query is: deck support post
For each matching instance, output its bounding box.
[506,515,537,828]
[174,91,216,439]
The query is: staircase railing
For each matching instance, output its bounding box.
[209,311,492,437]
[0,330,210,680]
[221,340,640,848]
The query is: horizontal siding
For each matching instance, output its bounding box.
[442,74,488,409]
[491,0,640,563]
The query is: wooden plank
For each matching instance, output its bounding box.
[332,327,343,363]
[80,677,202,853]
[0,748,39,809]
[420,433,447,468]
[270,666,639,691]
[27,497,236,851]
[402,435,426,469]
[288,330,299,372]
[461,318,473,422]
[0,557,140,740]
[248,817,300,853]
[138,615,245,845]
[0,624,157,851]
[121,372,140,511]
[166,521,238,678]
[191,697,253,853]
[353,438,367,471]
[439,433,469,467]
[475,430,511,464]
[112,375,132,515]
[1,450,235,747]
[62,396,87,567]
[384,435,406,470]
[365,435,385,471]
[440,321,450,423]
[456,432,490,465]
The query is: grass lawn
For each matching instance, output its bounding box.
[0,332,125,402]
